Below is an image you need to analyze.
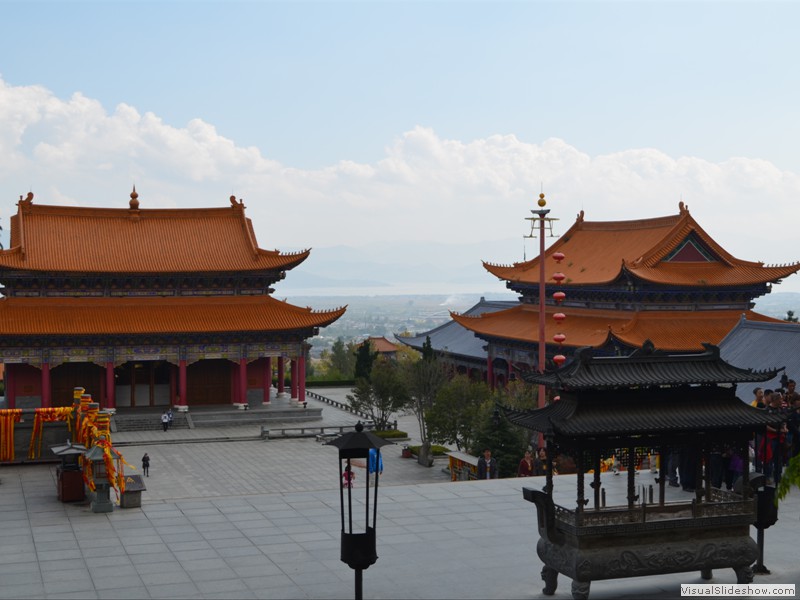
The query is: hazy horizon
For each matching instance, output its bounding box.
[2,2,799,291]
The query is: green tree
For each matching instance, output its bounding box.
[470,399,527,479]
[403,336,447,466]
[354,340,378,381]
[426,375,489,451]
[347,358,409,430]
[323,337,356,380]
[785,310,799,323]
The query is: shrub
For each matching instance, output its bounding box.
[408,444,451,456]
[373,430,408,439]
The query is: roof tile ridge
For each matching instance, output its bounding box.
[631,215,695,267]
[579,213,681,231]
[632,210,738,268]
[17,193,30,260]
[484,211,587,275]
[231,200,260,259]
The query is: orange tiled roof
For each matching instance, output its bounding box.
[450,304,782,352]
[484,204,800,287]
[366,336,399,353]
[0,193,309,274]
[0,296,346,336]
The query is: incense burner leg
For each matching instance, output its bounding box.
[571,580,591,600]
[734,565,754,584]
[541,566,558,595]
[701,568,712,580]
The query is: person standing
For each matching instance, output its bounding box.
[368,448,383,476]
[161,411,169,432]
[477,448,498,480]
[167,408,174,430]
[342,464,355,488]
[517,450,535,477]
[141,453,150,477]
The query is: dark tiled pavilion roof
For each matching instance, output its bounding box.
[519,341,781,391]
[503,342,783,439]
[719,315,800,400]
[502,392,784,438]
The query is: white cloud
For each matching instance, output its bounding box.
[0,77,799,293]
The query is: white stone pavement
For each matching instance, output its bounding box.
[0,388,798,599]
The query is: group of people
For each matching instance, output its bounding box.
[474,447,547,480]
[664,379,800,491]
[751,380,800,486]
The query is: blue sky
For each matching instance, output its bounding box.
[1,1,800,293]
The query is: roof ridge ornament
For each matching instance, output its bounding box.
[129,186,139,210]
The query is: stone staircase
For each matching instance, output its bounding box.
[190,406,322,428]
[111,405,323,432]
[111,411,191,433]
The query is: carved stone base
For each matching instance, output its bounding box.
[538,533,757,583]
[541,566,558,595]
[571,580,591,600]
[734,565,754,584]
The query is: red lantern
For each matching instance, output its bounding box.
[553,291,566,304]
[553,333,566,344]
[553,354,567,367]
[552,251,565,263]
[552,272,566,283]
[553,312,566,324]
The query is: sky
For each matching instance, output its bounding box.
[2,0,800,293]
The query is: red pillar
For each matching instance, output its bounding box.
[263,357,272,404]
[41,363,51,408]
[179,359,187,406]
[298,354,306,404]
[290,359,298,399]
[6,364,15,409]
[170,364,176,406]
[277,357,285,395]
[231,362,239,404]
[105,362,115,409]
[239,358,248,406]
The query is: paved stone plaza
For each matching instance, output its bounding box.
[0,389,798,599]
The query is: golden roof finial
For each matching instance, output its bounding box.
[129,185,139,210]
[538,192,547,208]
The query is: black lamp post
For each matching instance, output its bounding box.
[328,421,393,600]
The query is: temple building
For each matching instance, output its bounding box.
[404,198,799,388]
[0,191,345,410]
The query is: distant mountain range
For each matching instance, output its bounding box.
[273,238,524,296]
[272,241,800,311]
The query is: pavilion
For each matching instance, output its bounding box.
[0,191,345,410]
[411,200,799,388]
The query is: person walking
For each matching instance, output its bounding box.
[141,453,150,477]
[161,411,169,432]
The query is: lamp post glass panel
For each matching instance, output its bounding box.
[327,422,392,600]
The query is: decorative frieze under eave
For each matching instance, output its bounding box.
[0,340,307,369]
